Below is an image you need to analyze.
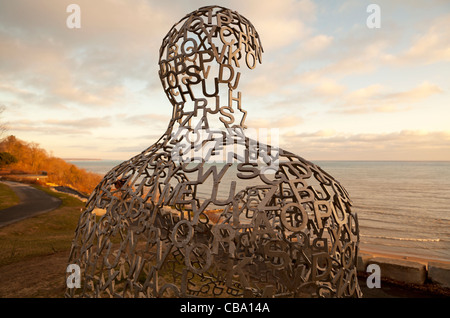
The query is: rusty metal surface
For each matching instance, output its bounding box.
[66,5,362,298]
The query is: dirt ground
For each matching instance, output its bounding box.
[0,251,69,298]
[1,250,448,299]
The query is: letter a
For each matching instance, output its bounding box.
[366,264,381,288]
[66,264,81,288]
[366,4,381,29]
[66,4,81,29]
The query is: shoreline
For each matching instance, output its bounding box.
[357,248,450,296]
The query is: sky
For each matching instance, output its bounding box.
[0,0,449,161]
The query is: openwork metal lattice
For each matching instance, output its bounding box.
[66,5,362,298]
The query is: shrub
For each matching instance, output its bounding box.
[0,152,18,166]
[0,135,102,194]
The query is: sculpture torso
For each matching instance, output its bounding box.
[67,5,362,298]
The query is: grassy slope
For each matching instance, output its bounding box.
[0,185,84,267]
[0,182,20,210]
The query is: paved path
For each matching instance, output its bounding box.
[0,181,62,228]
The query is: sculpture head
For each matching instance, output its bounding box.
[158,6,263,128]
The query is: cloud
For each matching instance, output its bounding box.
[0,0,172,111]
[44,116,112,128]
[0,0,327,114]
[299,32,393,80]
[120,113,170,126]
[280,130,450,160]
[383,13,450,66]
[104,133,163,154]
[8,116,112,136]
[378,82,443,103]
[234,0,331,100]
[0,28,128,109]
[235,0,317,50]
[11,121,90,135]
[287,75,443,115]
[1,1,449,161]
[296,7,450,85]
[338,81,443,114]
[246,115,303,129]
[306,78,347,101]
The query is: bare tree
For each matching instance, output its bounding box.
[0,105,7,138]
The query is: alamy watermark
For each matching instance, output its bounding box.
[366,4,381,29]
[170,127,280,173]
[66,3,381,29]
[66,4,381,30]
[66,264,81,288]
[66,4,81,29]
[366,264,381,288]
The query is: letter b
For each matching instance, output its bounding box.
[66,264,81,288]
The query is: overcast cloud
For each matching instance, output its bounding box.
[0,0,449,160]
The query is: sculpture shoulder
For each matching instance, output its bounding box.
[235,147,352,204]
[85,143,174,207]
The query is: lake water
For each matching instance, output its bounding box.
[68,159,450,262]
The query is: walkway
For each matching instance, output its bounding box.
[0,181,61,228]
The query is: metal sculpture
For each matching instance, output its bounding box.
[66,5,362,298]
